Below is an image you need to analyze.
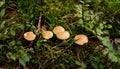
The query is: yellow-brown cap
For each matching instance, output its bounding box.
[56,31,70,40]
[42,31,53,39]
[24,31,36,41]
[53,26,65,34]
[74,34,88,45]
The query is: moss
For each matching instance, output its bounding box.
[0,0,120,68]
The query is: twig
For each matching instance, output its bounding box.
[38,63,41,69]
[41,60,49,68]
[51,39,71,49]
[40,40,74,68]
[63,40,75,52]
[37,12,43,32]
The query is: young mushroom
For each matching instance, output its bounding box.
[56,31,70,40]
[24,31,36,41]
[74,34,88,45]
[53,26,65,34]
[42,31,53,39]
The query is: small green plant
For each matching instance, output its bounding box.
[0,1,5,18]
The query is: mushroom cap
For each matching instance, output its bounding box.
[24,31,36,41]
[56,31,70,40]
[74,34,88,45]
[42,31,53,39]
[53,26,65,34]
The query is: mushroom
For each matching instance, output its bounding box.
[74,34,88,45]
[42,31,53,39]
[56,31,70,40]
[53,26,65,34]
[24,31,36,41]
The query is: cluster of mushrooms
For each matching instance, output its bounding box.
[24,26,88,45]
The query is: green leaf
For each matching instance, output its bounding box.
[18,49,30,62]
[99,23,104,29]
[102,39,111,47]
[18,24,24,30]
[75,60,81,65]
[19,58,26,66]
[116,38,120,43]
[92,62,98,69]
[0,44,4,49]
[89,23,94,29]
[99,64,105,69]
[107,24,112,28]
[10,30,16,36]
[85,0,92,2]
[81,62,86,69]
[75,61,86,68]
[0,1,4,7]
[36,39,47,46]
[108,53,118,62]
[0,9,6,18]
[16,41,22,45]
[103,30,109,34]
[14,24,24,30]
[78,19,83,25]
[0,21,5,30]
[23,54,30,62]
[95,56,100,62]
[18,51,30,66]
[9,41,15,46]
[10,54,16,61]
[96,28,103,35]
[26,48,33,51]
[97,36,113,51]
[75,4,82,17]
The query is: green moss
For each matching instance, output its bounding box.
[0,0,120,68]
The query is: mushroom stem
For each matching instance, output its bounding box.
[76,46,85,60]
[29,41,33,46]
[76,47,81,60]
